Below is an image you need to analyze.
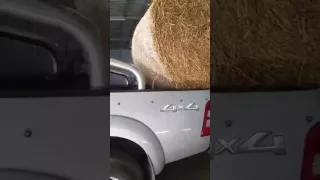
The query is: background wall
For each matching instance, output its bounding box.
[110,0,150,86]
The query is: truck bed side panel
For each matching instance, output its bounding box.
[211,90,319,180]
[110,90,210,164]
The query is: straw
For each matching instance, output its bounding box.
[212,0,320,89]
[150,0,210,89]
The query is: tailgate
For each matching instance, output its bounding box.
[211,90,320,180]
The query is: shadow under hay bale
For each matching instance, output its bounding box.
[212,0,320,90]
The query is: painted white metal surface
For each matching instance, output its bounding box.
[110,90,210,175]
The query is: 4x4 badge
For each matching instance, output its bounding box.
[215,132,286,156]
[160,103,199,112]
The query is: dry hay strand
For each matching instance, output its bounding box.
[150,0,210,89]
[212,0,320,89]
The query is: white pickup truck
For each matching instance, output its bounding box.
[211,89,319,180]
[0,1,210,180]
[110,58,210,180]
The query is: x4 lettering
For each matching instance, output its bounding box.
[215,132,286,156]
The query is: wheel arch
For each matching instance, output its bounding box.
[110,115,165,175]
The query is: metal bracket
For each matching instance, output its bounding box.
[110,58,146,90]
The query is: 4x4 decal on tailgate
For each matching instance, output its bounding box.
[215,132,286,156]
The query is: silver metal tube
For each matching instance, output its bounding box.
[0,0,108,89]
[110,58,146,90]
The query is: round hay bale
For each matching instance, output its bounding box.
[132,0,210,89]
[132,9,175,89]
[212,0,320,90]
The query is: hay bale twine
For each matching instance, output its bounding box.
[132,0,210,89]
[212,0,320,89]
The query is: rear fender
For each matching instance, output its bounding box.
[110,115,165,175]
